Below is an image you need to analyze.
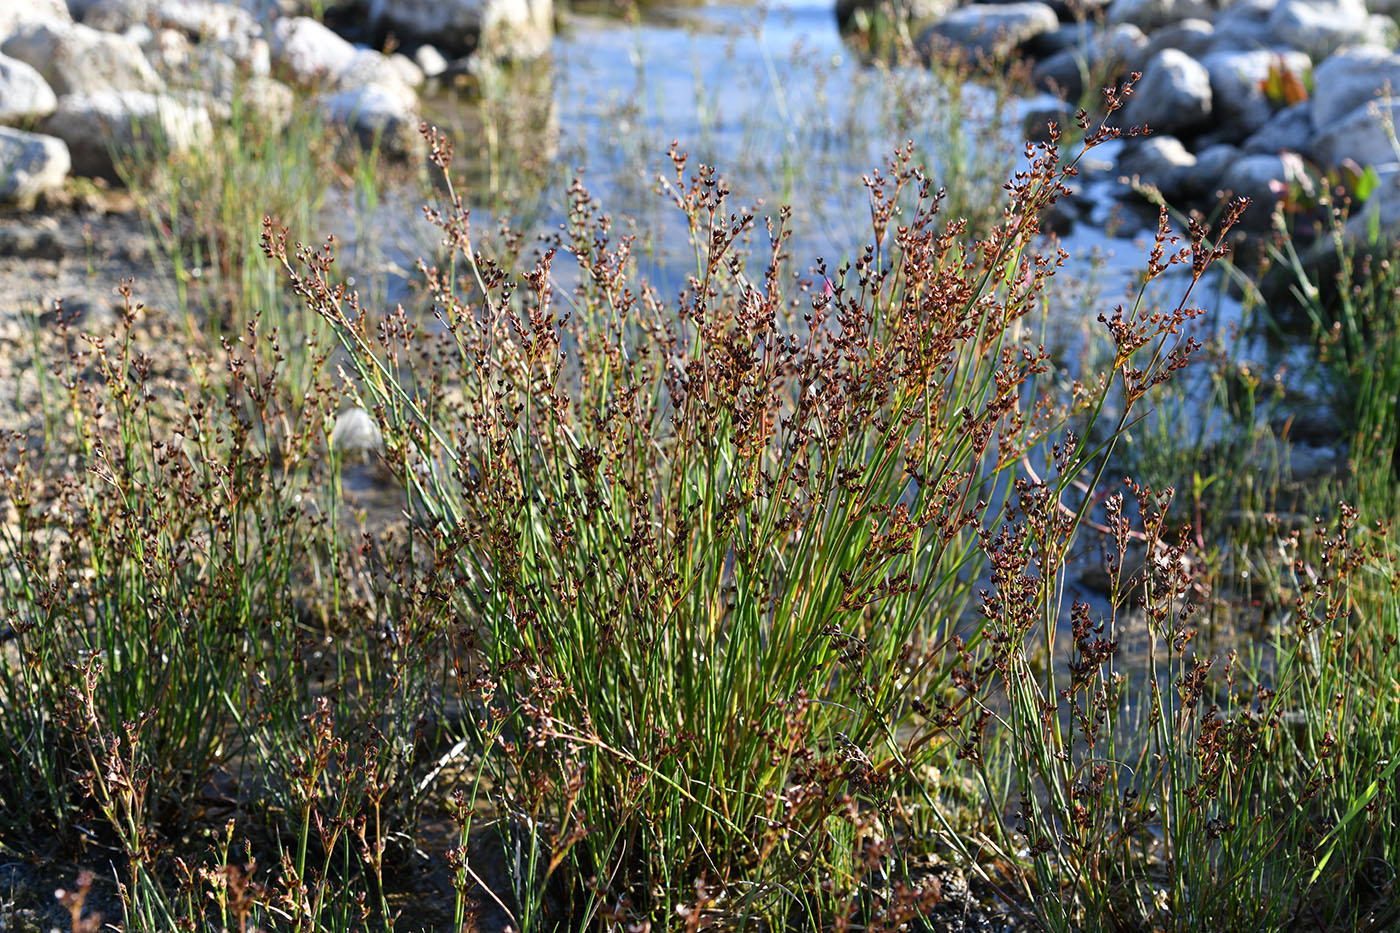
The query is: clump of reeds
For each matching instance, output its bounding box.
[0,76,1396,932]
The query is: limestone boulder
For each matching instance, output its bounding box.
[0,126,69,207]
[1266,0,1370,60]
[317,80,421,159]
[39,89,212,178]
[1217,151,1307,229]
[0,53,58,123]
[1106,0,1211,34]
[918,2,1060,62]
[361,0,553,60]
[0,0,72,38]
[1310,97,1400,169]
[1121,49,1211,134]
[269,15,356,84]
[1201,48,1311,142]
[1,20,161,95]
[1309,45,1400,131]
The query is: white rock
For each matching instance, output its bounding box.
[1218,151,1306,229]
[1173,142,1243,199]
[318,81,421,158]
[1242,101,1311,154]
[335,47,409,91]
[331,407,383,456]
[82,0,160,31]
[1032,23,1147,96]
[1,20,161,96]
[0,53,58,123]
[413,43,449,78]
[138,26,193,72]
[363,0,553,60]
[1122,49,1211,134]
[1345,162,1400,240]
[200,72,293,128]
[1140,17,1214,62]
[82,0,259,43]
[269,15,356,84]
[1266,0,1370,60]
[918,2,1061,62]
[1106,0,1211,34]
[0,127,69,207]
[1208,0,1279,52]
[837,0,957,29]
[1309,96,1400,169]
[1035,22,1097,57]
[0,0,72,37]
[39,89,212,179]
[157,0,260,43]
[231,73,293,128]
[1202,48,1312,141]
[388,52,424,88]
[1117,135,1197,199]
[1309,44,1400,131]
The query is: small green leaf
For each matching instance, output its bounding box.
[1355,165,1381,202]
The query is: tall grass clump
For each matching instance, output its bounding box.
[266,95,1270,927]
[3,81,1397,930]
[0,294,451,929]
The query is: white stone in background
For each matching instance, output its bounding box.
[197,73,293,128]
[270,16,357,84]
[0,53,58,123]
[1117,134,1197,199]
[336,47,410,91]
[232,73,292,127]
[318,81,421,158]
[1346,162,1400,240]
[1,0,72,37]
[40,89,212,179]
[1035,21,1097,57]
[1310,44,1400,131]
[1207,0,1278,52]
[0,127,69,207]
[156,0,260,43]
[1100,22,1150,65]
[1140,17,1214,62]
[82,0,161,31]
[1032,22,1146,95]
[918,2,1061,61]
[331,407,383,457]
[192,38,271,93]
[1173,142,1243,199]
[1310,97,1400,169]
[1218,151,1306,229]
[837,0,956,30]
[1106,0,1211,35]
[1,21,162,96]
[136,26,194,72]
[388,53,424,88]
[82,0,261,45]
[363,0,553,60]
[1372,12,1400,44]
[414,43,449,78]
[1202,48,1312,141]
[1242,101,1311,154]
[1266,0,1370,61]
[1122,48,1211,134]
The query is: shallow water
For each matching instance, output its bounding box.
[323,0,1333,660]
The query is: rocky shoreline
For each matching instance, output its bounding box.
[0,0,554,207]
[845,0,1400,242]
